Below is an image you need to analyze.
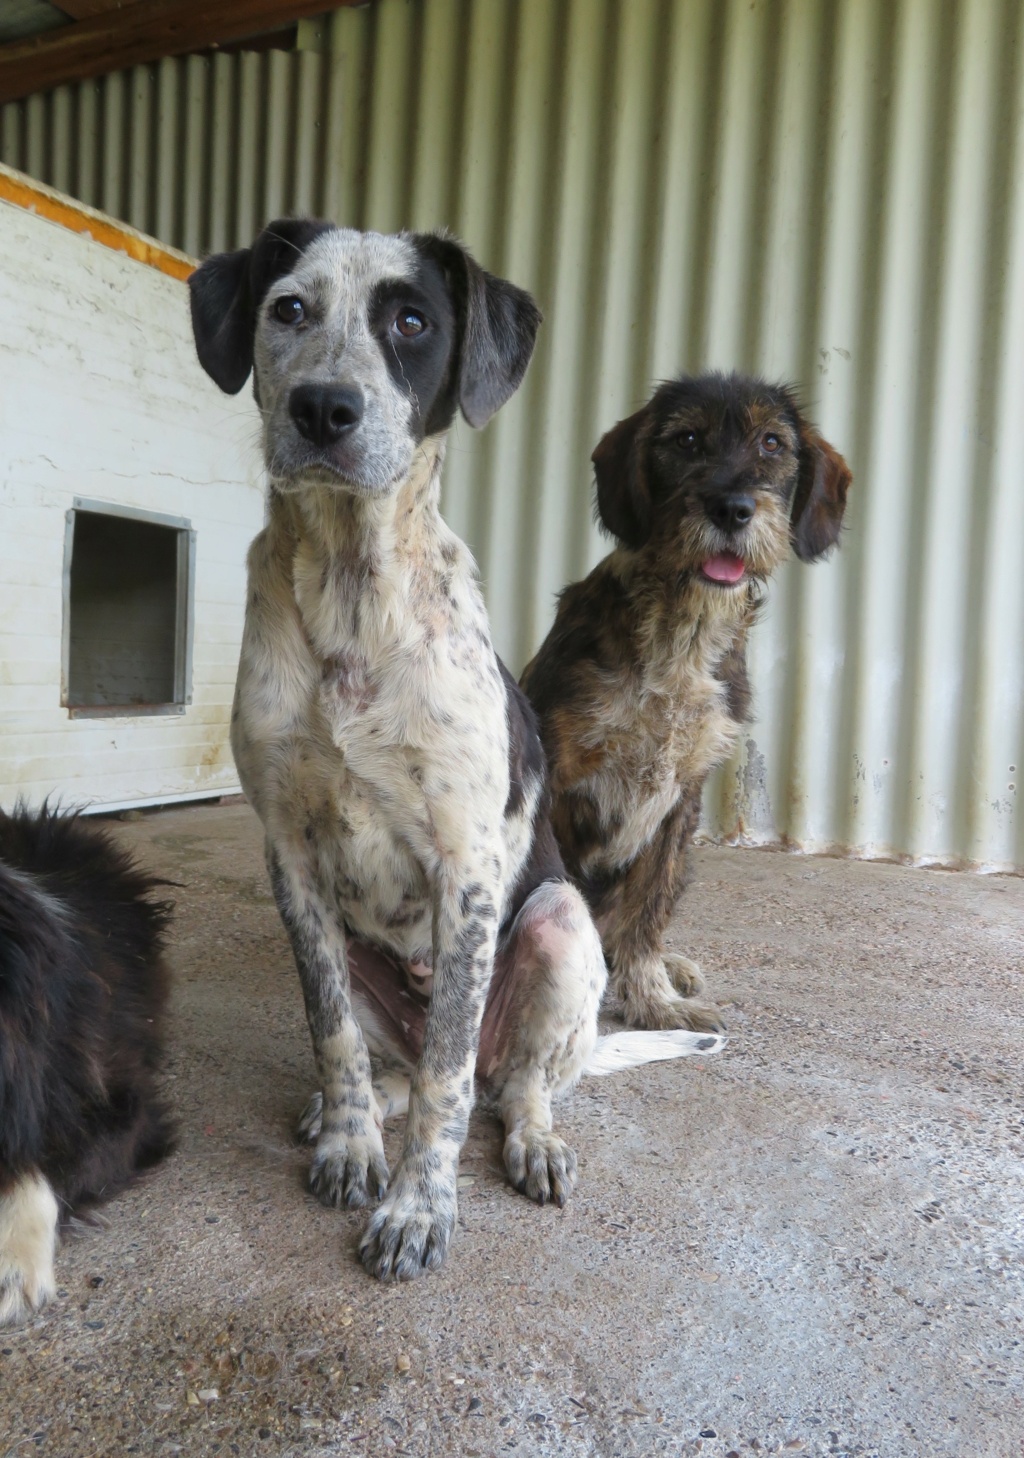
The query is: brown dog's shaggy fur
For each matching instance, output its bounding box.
[521,373,851,1032]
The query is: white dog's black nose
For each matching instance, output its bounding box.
[289,384,365,445]
[707,493,756,532]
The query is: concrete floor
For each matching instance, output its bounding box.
[2,804,1022,1458]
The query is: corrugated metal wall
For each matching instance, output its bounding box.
[2,0,1022,870]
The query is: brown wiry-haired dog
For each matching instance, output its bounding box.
[521,372,851,1032]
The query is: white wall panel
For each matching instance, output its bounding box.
[0,175,264,811]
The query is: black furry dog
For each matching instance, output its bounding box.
[0,805,175,1326]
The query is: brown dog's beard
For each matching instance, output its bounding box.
[639,488,793,597]
[614,549,763,673]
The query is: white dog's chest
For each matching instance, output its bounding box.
[234,513,513,958]
[323,653,505,935]
[294,730,435,955]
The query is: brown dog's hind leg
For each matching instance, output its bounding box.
[481,881,605,1206]
[598,797,726,1034]
[663,952,707,998]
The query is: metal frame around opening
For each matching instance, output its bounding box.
[60,496,196,718]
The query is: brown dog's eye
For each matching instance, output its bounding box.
[394,310,426,338]
[761,432,781,453]
[677,430,699,452]
[274,296,304,325]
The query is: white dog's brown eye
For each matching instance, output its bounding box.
[394,310,426,338]
[274,296,304,325]
[761,432,781,453]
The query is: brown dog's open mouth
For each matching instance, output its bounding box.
[700,553,746,586]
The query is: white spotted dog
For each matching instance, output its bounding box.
[189,220,722,1283]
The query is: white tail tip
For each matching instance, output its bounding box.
[584,1029,726,1076]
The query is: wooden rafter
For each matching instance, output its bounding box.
[50,2,143,21]
[0,0,363,105]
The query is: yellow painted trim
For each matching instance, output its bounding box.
[0,163,195,282]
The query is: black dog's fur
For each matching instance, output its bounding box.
[0,805,174,1324]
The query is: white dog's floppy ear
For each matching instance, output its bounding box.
[189,244,253,394]
[790,424,852,562]
[411,234,542,429]
[591,405,654,549]
[189,218,333,395]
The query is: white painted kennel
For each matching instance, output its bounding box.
[0,166,262,812]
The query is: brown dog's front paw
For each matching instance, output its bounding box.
[663,952,706,998]
[624,989,726,1033]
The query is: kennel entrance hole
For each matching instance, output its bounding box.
[63,505,194,715]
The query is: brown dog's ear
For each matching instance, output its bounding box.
[790,427,852,562]
[592,407,653,549]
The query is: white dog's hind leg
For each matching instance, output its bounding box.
[486,881,605,1206]
[297,1071,411,1145]
[0,1170,59,1328]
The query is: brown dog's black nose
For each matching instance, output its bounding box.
[289,384,364,445]
[707,493,756,532]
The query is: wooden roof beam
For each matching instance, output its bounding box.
[0,0,363,105]
[50,2,143,21]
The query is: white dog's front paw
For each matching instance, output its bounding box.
[309,1130,390,1210]
[504,1128,577,1207]
[358,1171,457,1281]
[297,1077,409,1144]
[0,1172,59,1328]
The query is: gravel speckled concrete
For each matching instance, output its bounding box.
[2,803,1021,1458]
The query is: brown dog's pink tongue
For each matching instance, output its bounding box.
[702,553,746,584]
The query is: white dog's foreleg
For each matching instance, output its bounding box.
[268,842,390,1210]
